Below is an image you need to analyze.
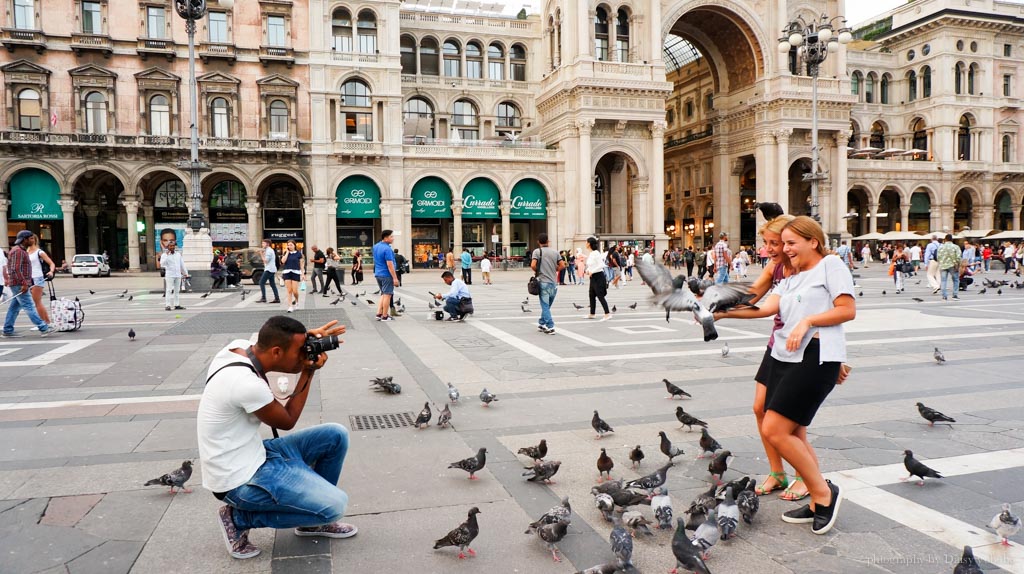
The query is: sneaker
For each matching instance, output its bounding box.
[1,332,23,338]
[380,316,394,322]
[270,300,281,304]
[165,306,172,311]
[287,306,294,313]
[811,480,843,535]
[953,295,960,300]
[537,324,546,332]
[933,288,940,294]
[781,504,815,524]
[217,506,261,559]
[39,328,52,338]
[445,316,460,322]
[544,326,556,335]
[600,314,612,322]
[174,306,186,310]
[255,299,267,304]
[294,522,357,539]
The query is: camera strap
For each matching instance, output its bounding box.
[243,347,281,439]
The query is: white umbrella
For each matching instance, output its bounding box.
[900,148,928,157]
[986,230,1024,240]
[878,148,906,157]
[959,229,996,239]
[852,232,886,240]
[883,230,925,241]
[926,230,963,240]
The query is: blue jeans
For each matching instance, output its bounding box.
[940,267,960,299]
[3,288,49,334]
[538,281,557,329]
[223,423,350,531]
[444,297,461,318]
[258,270,279,301]
[715,264,730,284]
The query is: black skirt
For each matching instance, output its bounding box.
[764,339,839,427]
[754,346,774,385]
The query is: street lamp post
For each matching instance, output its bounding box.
[779,15,852,225]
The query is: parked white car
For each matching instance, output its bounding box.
[71,254,111,277]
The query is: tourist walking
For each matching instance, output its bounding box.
[460,248,472,285]
[574,248,586,285]
[372,230,399,322]
[160,239,189,311]
[479,254,492,285]
[257,239,281,304]
[531,233,562,334]
[309,245,326,294]
[584,237,611,321]
[714,232,732,284]
[350,251,363,285]
[2,231,52,337]
[923,235,941,293]
[26,239,55,324]
[322,248,343,295]
[938,234,962,300]
[280,241,305,313]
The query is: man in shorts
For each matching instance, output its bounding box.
[371,230,400,322]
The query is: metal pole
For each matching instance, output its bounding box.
[187,17,202,230]
[811,64,819,223]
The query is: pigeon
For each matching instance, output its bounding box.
[518,439,548,462]
[902,449,943,485]
[592,410,614,438]
[592,478,624,496]
[629,445,645,468]
[374,289,381,295]
[659,431,685,462]
[671,517,712,574]
[882,290,887,295]
[609,512,634,570]
[597,448,614,482]
[448,448,487,479]
[980,287,987,294]
[676,406,709,431]
[629,302,637,309]
[395,298,401,307]
[717,486,740,540]
[684,507,707,533]
[437,404,452,429]
[916,402,955,426]
[330,297,341,306]
[715,477,752,501]
[664,378,692,399]
[721,342,729,357]
[651,487,674,530]
[74,296,79,302]
[858,291,863,297]
[691,508,721,560]
[369,377,401,394]
[594,492,615,522]
[523,460,561,483]
[241,290,248,300]
[414,402,432,429]
[636,260,733,340]
[573,303,584,310]
[366,298,375,305]
[522,304,531,313]
[89,290,95,295]
[708,450,732,485]
[447,382,460,403]
[526,496,572,533]
[933,347,946,364]
[128,295,134,302]
[575,564,618,574]
[397,304,406,314]
[479,388,498,406]
[522,299,530,305]
[144,460,193,494]
[953,545,983,574]
[433,507,480,559]
[626,463,672,493]
[687,484,719,517]
[737,481,759,524]
[623,510,655,537]
[988,503,1021,545]
[999,288,1003,295]
[201,292,210,299]
[698,428,722,459]
[350,300,357,306]
[610,488,649,509]
[912,297,924,302]
[536,520,570,562]
[128,328,136,341]
[119,289,127,297]
[755,201,784,220]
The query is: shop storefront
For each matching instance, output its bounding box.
[411,176,452,267]
[262,181,305,254]
[154,181,189,261]
[209,180,248,253]
[459,177,500,257]
[8,168,65,261]
[507,178,547,257]
[335,175,380,265]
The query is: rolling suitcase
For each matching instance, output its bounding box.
[48,280,85,332]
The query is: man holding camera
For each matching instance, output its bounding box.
[434,270,472,321]
[197,316,351,559]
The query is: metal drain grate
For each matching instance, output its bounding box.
[349,412,416,431]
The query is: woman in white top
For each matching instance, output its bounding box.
[479,255,492,285]
[584,237,611,320]
[28,243,55,323]
[714,216,855,535]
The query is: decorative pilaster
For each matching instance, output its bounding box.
[121,200,141,272]
[84,205,101,254]
[245,201,261,248]
[500,201,511,258]
[834,130,851,236]
[650,121,668,252]
[775,128,793,214]
[58,199,78,266]
[0,199,9,248]
[143,204,156,270]
[452,204,463,256]
[577,118,596,238]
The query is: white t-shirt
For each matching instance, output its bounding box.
[770,255,854,364]
[910,245,922,261]
[1004,245,1015,259]
[197,340,275,493]
[264,246,278,273]
[861,246,871,258]
[479,257,491,272]
[29,249,45,279]
[159,251,187,278]
[0,248,6,286]
[585,250,606,274]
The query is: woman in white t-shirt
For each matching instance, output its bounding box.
[28,243,55,323]
[584,237,611,320]
[479,255,492,285]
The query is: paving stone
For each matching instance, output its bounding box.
[0,421,159,462]
[0,497,47,528]
[270,555,332,574]
[133,418,198,453]
[812,436,862,451]
[0,523,104,573]
[75,489,172,542]
[39,494,105,527]
[66,540,144,574]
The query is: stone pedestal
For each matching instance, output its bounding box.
[181,227,214,292]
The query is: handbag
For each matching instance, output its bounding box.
[299,280,307,291]
[527,248,541,296]
[458,297,474,316]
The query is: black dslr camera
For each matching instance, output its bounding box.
[303,334,340,361]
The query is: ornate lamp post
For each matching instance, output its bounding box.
[779,14,852,224]
[175,0,209,233]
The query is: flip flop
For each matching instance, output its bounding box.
[755,471,789,496]
[780,476,810,501]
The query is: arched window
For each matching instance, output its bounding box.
[880,74,889,104]
[155,180,187,207]
[870,121,886,149]
[13,0,33,29]
[357,10,376,53]
[955,62,964,94]
[922,66,932,98]
[451,99,478,140]
[496,101,521,135]
[594,6,609,61]
[911,118,927,151]
[210,97,229,138]
[340,80,371,141]
[400,35,416,74]
[17,88,40,131]
[332,8,352,52]
[487,42,504,80]
[851,71,861,95]
[403,97,434,138]
[510,43,526,81]
[615,8,630,62]
[466,41,483,79]
[269,99,289,138]
[443,39,461,77]
[84,91,107,135]
[210,180,245,208]
[865,73,875,103]
[968,63,978,94]
[907,70,917,101]
[149,94,170,136]
[958,115,972,160]
[420,37,439,76]
[1003,134,1012,163]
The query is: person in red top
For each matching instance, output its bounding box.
[982,244,993,273]
[3,231,52,337]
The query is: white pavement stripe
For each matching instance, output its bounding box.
[828,448,1024,488]
[467,318,562,362]
[0,393,201,410]
[0,339,102,367]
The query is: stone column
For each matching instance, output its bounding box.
[834,130,851,237]
[84,205,101,254]
[245,201,261,248]
[303,200,316,250]
[577,118,595,237]
[900,209,910,233]
[632,180,649,234]
[548,201,559,249]
[500,200,511,258]
[755,132,773,229]
[0,199,9,249]
[1012,209,1020,231]
[649,121,668,252]
[58,199,77,264]
[775,128,792,214]
[143,204,155,270]
[868,202,879,234]
[452,205,463,255]
[122,200,141,272]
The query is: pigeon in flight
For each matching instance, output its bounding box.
[717,486,740,540]
[637,260,754,340]
[698,428,722,459]
[433,507,480,559]
[609,512,634,570]
[128,328,136,341]
[902,449,943,485]
[755,201,784,220]
[596,448,614,483]
[659,431,685,462]
[200,292,210,299]
[437,404,452,429]
[479,388,498,406]
[916,402,955,426]
[671,517,712,574]
[708,450,732,485]
[721,342,729,357]
[629,445,645,468]
[523,460,561,483]
[676,406,709,431]
[535,520,570,562]
[525,496,571,534]
[625,462,671,493]
[988,503,1021,545]
[953,546,983,574]
[934,347,946,364]
[517,439,547,462]
[144,460,193,494]
[664,378,692,399]
[448,448,487,479]
[651,487,673,530]
[447,382,460,403]
[592,410,614,438]
[414,402,432,429]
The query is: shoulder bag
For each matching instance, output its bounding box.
[527,248,541,295]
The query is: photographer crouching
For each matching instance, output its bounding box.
[197,315,351,559]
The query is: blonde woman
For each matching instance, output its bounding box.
[27,241,55,324]
[279,240,304,313]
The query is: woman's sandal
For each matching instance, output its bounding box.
[755,471,789,495]
[779,476,810,501]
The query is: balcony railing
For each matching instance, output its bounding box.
[259,45,295,67]
[137,37,176,60]
[70,32,112,56]
[1,27,46,52]
[0,131,299,152]
[331,50,378,63]
[665,128,713,150]
[401,74,529,91]
[199,42,236,63]
[402,137,556,160]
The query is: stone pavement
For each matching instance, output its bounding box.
[0,263,1023,573]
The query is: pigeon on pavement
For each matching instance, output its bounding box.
[414,402,432,429]
[626,462,672,493]
[517,439,547,462]
[536,520,570,562]
[934,347,946,364]
[902,449,943,485]
[448,448,487,479]
[629,445,645,468]
[433,507,480,559]
[522,304,531,313]
[609,512,634,570]
[698,428,722,459]
[651,487,674,530]
[592,479,624,496]
[573,303,584,310]
[691,508,721,560]
[664,378,692,399]
[708,450,732,485]
[592,410,614,438]
[988,503,1022,545]
[659,431,685,462]
[629,302,637,309]
[916,402,955,426]
[127,295,133,302]
[953,545,983,574]
[623,510,655,537]
[526,496,571,533]
[594,492,615,522]
[721,342,729,357]
[676,406,709,431]
[687,483,719,517]
[523,460,561,483]
[597,448,614,483]
[144,461,193,494]
[671,517,712,574]
[575,564,618,574]
[89,290,95,295]
[128,328,136,341]
[717,486,740,540]
[369,377,401,394]
[330,297,341,305]
[612,305,617,313]
[201,292,210,298]
[479,388,498,406]
[609,489,649,509]
[737,480,760,524]
[437,404,452,429]
[447,382,460,403]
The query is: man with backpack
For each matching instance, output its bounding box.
[684,246,695,277]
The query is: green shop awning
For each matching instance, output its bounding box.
[510,179,547,219]
[336,175,380,219]
[411,176,452,219]
[10,169,62,220]
[461,177,500,219]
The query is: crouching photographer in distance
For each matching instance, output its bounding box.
[197,315,353,560]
